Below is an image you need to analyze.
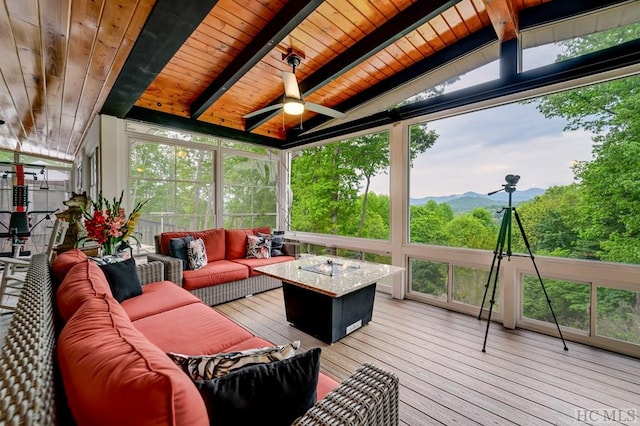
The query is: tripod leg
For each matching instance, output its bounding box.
[482,253,503,352]
[481,210,510,352]
[513,209,569,351]
[478,213,505,320]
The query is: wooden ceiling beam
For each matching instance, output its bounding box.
[190,0,324,119]
[483,0,518,41]
[244,0,461,132]
[101,0,218,118]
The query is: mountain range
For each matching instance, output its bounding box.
[410,187,546,213]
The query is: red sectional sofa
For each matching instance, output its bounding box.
[148,227,298,306]
[35,249,399,425]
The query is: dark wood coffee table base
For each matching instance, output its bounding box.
[282,282,376,343]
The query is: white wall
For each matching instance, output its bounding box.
[99,115,130,206]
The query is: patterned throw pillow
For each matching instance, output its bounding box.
[187,238,207,270]
[167,341,300,380]
[246,234,271,259]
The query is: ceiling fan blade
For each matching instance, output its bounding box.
[305,102,346,119]
[242,103,284,119]
[281,71,301,99]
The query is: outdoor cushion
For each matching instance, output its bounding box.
[181,260,249,291]
[193,228,226,262]
[167,341,300,380]
[160,229,226,262]
[225,227,271,259]
[99,258,142,303]
[187,238,208,270]
[57,295,208,426]
[132,302,255,355]
[52,249,88,282]
[246,234,271,259]
[120,281,201,321]
[169,235,193,270]
[231,255,294,276]
[56,260,112,322]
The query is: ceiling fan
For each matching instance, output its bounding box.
[243,51,346,120]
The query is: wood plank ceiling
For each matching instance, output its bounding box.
[1,0,637,161]
[0,0,155,161]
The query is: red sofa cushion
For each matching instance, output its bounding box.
[56,260,112,322]
[52,249,88,282]
[132,302,255,355]
[317,373,340,401]
[160,229,226,262]
[182,260,249,291]
[231,255,295,276]
[121,281,201,321]
[57,295,208,426]
[225,227,271,260]
[193,228,225,261]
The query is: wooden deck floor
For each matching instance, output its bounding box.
[216,288,640,426]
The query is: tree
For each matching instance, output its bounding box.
[534,23,640,264]
[514,185,584,257]
[443,208,496,250]
[409,201,452,244]
[290,145,360,235]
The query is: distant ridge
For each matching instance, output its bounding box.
[410,187,546,213]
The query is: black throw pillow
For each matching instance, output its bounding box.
[194,347,321,426]
[169,235,194,270]
[99,258,143,303]
[261,231,285,257]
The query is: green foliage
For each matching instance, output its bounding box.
[223,154,277,229]
[444,209,496,250]
[291,126,437,238]
[410,259,447,299]
[523,277,590,331]
[515,185,584,256]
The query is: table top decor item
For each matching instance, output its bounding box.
[80,191,149,256]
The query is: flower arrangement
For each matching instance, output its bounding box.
[82,191,149,255]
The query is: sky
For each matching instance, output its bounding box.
[368,43,597,198]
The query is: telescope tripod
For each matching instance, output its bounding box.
[478,179,568,353]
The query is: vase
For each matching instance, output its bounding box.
[100,240,119,256]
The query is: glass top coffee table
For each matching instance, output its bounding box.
[255,255,404,343]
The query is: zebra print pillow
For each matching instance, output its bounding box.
[167,341,300,380]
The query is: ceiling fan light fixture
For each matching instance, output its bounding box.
[283,98,304,115]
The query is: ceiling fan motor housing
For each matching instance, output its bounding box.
[282,48,305,72]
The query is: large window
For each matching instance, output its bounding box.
[406,65,640,347]
[127,124,280,251]
[289,131,392,240]
[129,139,215,249]
[223,153,277,229]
